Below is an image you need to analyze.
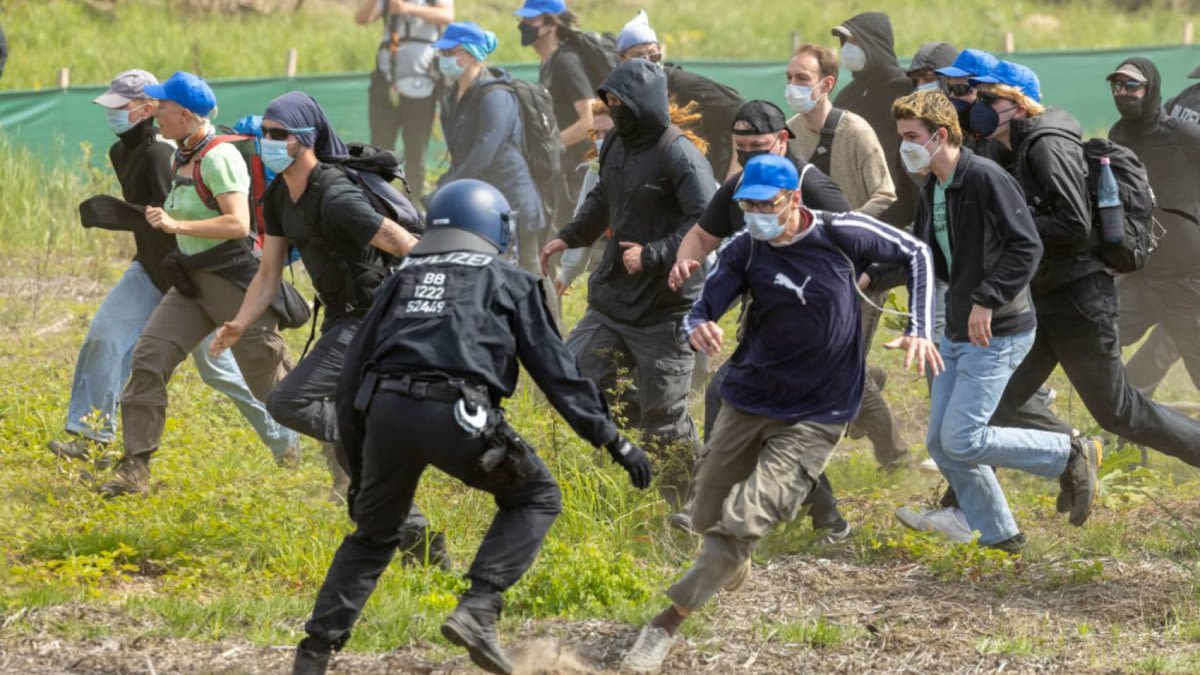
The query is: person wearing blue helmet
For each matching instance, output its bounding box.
[623,154,938,672]
[292,179,652,675]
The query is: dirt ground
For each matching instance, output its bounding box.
[4,548,1195,675]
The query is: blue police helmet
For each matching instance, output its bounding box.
[413,179,515,256]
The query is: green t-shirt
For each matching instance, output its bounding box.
[164,143,250,255]
[932,170,954,272]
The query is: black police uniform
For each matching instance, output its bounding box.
[300,230,622,651]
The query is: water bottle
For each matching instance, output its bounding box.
[1097,157,1124,245]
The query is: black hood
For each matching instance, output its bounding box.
[1109,56,1165,135]
[598,59,670,146]
[1010,107,1083,151]
[838,12,905,81]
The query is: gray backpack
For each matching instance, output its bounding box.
[375,0,442,99]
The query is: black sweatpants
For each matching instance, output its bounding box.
[368,71,438,198]
[997,272,1200,467]
[1119,275,1200,396]
[303,394,561,648]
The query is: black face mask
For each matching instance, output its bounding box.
[736,147,771,167]
[950,97,973,135]
[1114,94,1144,120]
[519,22,543,47]
[611,105,639,138]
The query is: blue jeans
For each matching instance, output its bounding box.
[927,330,1071,544]
[65,262,297,455]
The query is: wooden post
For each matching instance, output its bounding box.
[285,48,299,79]
[1185,20,1195,45]
[1003,31,1015,54]
[57,67,70,90]
[790,31,800,54]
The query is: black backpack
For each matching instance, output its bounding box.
[482,72,569,222]
[559,29,619,90]
[1019,130,1159,273]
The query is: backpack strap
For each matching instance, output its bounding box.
[188,134,247,213]
[809,107,843,176]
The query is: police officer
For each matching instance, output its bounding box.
[291,179,652,675]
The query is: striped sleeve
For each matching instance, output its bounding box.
[681,230,751,339]
[826,212,934,340]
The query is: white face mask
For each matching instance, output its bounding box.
[841,43,867,72]
[915,80,941,92]
[899,136,941,175]
[785,84,820,114]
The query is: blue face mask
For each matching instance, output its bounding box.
[745,210,786,241]
[439,55,466,80]
[107,107,138,135]
[259,138,295,174]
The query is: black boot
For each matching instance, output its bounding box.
[440,591,512,675]
[291,638,332,675]
[399,527,452,570]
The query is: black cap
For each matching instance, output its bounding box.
[907,42,960,76]
[1190,64,1200,79]
[732,100,795,138]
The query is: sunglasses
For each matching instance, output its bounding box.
[263,126,315,141]
[945,82,974,97]
[737,191,790,212]
[1110,80,1146,94]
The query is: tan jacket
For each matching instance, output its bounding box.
[787,109,896,218]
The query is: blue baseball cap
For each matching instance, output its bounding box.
[513,0,567,18]
[972,60,1042,102]
[433,22,499,61]
[142,71,217,117]
[936,48,999,79]
[733,155,799,201]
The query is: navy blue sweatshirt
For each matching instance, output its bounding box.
[683,210,933,424]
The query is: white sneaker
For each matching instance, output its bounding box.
[923,507,975,544]
[918,458,941,475]
[895,506,974,544]
[622,625,676,673]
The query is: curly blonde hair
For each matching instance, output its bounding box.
[892,89,962,146]
[584,99,709,161]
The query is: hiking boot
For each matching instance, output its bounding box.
[321,443,351,504]
[622,624,677,673]
[47,437,94,460]
[724,558,751,592]
[1062,436,1102,527]
[275,442,301,470]
[667,512,697,535]
[291,638,332,675]
[399,527,452,570]
[985,531,1026,555]
[816,519,852,545]
[98,454,151,498]
[440,593,512,675]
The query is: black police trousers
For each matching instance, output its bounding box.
[303,393,562,648]
[997,272,1200,467]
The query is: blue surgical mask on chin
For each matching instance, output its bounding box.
[260,138,295,174]
[745,210,786,241]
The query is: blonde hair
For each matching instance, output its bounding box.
[584,100,709,160]
[984,84,1045,116]
[892,89,963,146]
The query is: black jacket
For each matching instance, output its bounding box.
[108,118,178,293]
[914,148,1040,342]
[337,245,621,504]
[1166,81,1200,126]
[559,59,717,325]
[1008,108,1107,293]
[665,63,743,181]
[1109,57,1200,281]
[831,12,916,229]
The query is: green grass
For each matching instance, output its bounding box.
[7,137,1200,668]
[3,0,1196,91]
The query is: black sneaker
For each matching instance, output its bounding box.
[986,532,1027,555]
[399,528,452,570]
[1063,436,1102,527]
[441,593,512,675]
[291,638,332,675]
[47,437,94,460]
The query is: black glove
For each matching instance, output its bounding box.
[605,437,653,489]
